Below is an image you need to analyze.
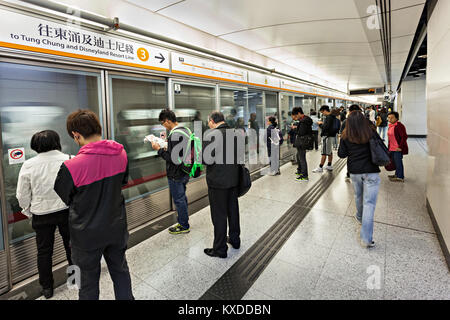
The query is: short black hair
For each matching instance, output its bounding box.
[31,130,62,153]
[66,109,102,139]
[349,104,361,112]
[388,111,399,120]
[158,108,177,123]
[311,111,317,115]
[268,116,277,126]
[209,111,225,124]
[292,107,304,115]
[319,105,330,112]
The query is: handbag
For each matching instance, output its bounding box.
[384,154,396,171]
[369,133,390,166]
[238,164,251,197]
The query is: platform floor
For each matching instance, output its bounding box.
[38,139,450,300]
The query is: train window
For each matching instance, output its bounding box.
[247,90,265,171]
[174,83,216,133]
[265,92,278,123]
[109,75,168,202]
[0,62,102,243]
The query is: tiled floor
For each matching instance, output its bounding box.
[39,139,450,300]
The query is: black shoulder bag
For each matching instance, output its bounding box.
[369,133,390,166]
[238,164,251,197]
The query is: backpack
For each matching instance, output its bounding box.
[168,127,204,178]
[269,127,284,145]
[331,117,341,135]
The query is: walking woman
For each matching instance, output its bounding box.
[338,112,380,248]
[16,130,72,299]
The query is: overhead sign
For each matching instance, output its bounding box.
[349,87,384,95]
[0,9,170,72]
[8,148,25,165]
[280,79,314,95]
[248,71,280,88]
[171,52,248,84]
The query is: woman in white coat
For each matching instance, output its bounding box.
[16,130,72,299]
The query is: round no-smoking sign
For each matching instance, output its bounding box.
[8,148,25,164]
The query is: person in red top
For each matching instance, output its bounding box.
[387,111,408,182]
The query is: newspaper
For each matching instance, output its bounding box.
[144,134,168,149]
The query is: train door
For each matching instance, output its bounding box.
[171,80,217,204]
[0,60,103,284]
[279,93,294,159]
[106,71,171,229]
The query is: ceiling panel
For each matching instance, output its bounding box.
[258,43,373,59]
[221,19,367,51]
[125,0,184,12]
[157,0,361,36]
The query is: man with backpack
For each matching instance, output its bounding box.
[151,109,192,234]
[313,105,339,173]
[291,107,313,181]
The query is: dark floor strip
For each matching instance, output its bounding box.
[199,159,346,300]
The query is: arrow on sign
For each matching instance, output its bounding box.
[155,53,165,63]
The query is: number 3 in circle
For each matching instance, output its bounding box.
[137,48,149,62]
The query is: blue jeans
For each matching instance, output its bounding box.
[392,151,404,179]
[168,175,189,229]
[377,126,387,141]
[350,173,380,244]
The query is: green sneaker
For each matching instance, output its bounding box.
[168,224,190,234]
[295,175,309,182]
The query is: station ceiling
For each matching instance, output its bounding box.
[13,0,425,93]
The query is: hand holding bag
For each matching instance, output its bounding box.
[238,164,251,197]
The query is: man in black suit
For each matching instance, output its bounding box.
[203,111,242,258]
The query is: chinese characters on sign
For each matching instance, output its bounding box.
[37,23,134,54]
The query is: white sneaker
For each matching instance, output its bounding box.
[325,165,333,171]
[312,167,323,173]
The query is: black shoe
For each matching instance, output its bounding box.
[227,236,240,249]
[42,287,53,299]
[204,248,227,258]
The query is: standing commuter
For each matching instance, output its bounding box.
[203,111,241,258]
[151,109,191,234]
[338,111,381,248]
[331,109,341,150]
[54,110,133,300]
[377,108,388,141]
[291,107,313,181]
[387,111,409,182]
[369,106,376,125]
[266,116,282,175]
[16,130,72,299]
[310,111,320,151]
[312,105,337,173]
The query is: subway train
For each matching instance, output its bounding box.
[0,18,371,296]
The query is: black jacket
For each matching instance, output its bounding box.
[338,135,380,174]
[379,112,388,127]
[203,123,240,189]
[54,140,129,250]
[296,115,313,137]
[321,114,337,137]
[157,126,191,180]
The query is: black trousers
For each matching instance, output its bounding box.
[71,233,134,300]
[32,209,72,290]
[208,186,240,255]
[296,147,308,177]
[312,131,319,150]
